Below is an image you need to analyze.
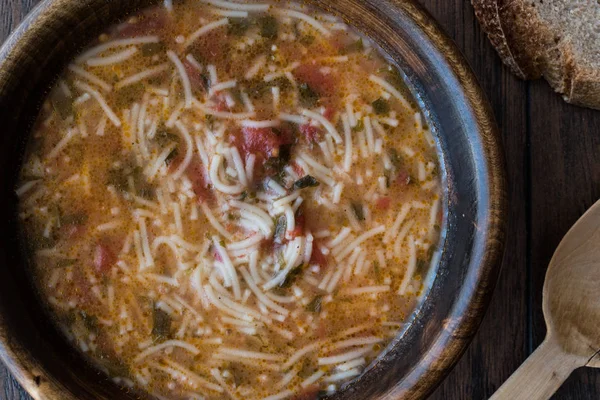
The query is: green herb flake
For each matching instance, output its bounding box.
[344,38,364,54]
[259,15,278,39]
[107,169,128,192]
[50,86,72,120]
[294,175,320,190]
[384,171,392,188]
[372,98,390,115]
[165,147,178,165]
[271,76,293,92]
[246,79,271,100]
[279,265,304,288]
[306,295,324,313]
[299,35,315,46]
[141,42,166,57]
[79,311,99,334]
[37,234,57,249]
[271,286,288,296]
[205,114,216,130]
[353,119,364,132]
[152,306,172,340]
[239,191,255,201]
[351,202,365,221]
[388,148,403,169]
[133,166,156,200]
[379,65,406,91]
[228,18,251,36]
[230,88,245,106]
[115,82,144,104]
[61,213,88,226]
[373,261,383,284]
[279,143,293,162]
[265,143,293,182]
[56,258,78,268]
[274,215,287,243]
[416,259,428,274]
[154,129,180,146]
[299,83,319,107]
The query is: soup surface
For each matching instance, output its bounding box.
[17,1,442,399]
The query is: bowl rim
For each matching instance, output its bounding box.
[0,0,508,399]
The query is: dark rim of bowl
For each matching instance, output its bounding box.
[0,0,507,399]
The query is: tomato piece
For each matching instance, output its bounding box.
[261,238,275,253]
[309,244,328,268]
[294,64,336,96]
[376,196,391,210]
[93,243,116,274]
[189,31,228,64]
[95,330,126,370]
[299,124,321,143]
[323,106,336,122]
[241,127,283,158]
[396,170,411,186]
[316,318,328,339]
[183,60,207,93]
[292,162,305,177]
[292,386,320,400]
[72,268,94,306]
[277,124,295,146]
[186,163,213,203]
[229,134,267,184]
[213,95,229,112]
[288,209,306,239]
[117,7,170,38]
[61,222,86,240]
[288,224,303,239]
[212,248,223,262]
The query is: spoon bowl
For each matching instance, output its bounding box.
[492,199,600,400]
[544,199,600,360]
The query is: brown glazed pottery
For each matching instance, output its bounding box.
[0,0,507,399]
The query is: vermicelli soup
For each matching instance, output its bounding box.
[17,1,443,399]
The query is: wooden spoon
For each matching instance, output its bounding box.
[491,199,600,400]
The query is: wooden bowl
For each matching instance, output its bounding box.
[0,1,507,399]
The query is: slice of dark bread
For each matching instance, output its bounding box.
[472,0,600,110]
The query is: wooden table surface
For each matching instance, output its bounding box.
[1,0,600,399]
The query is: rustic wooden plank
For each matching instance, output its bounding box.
[528,78,600,399]
[417,1,529,398]
[0,0,35,38]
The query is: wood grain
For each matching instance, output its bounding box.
[528,77,600,398]
[490,336,585,400]
[0,0,597,399]
[492,197,600,399]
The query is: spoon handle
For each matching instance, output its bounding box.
[490,335,585,400]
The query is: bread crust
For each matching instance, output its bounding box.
[471,0,600,110]
[472,0,544,79]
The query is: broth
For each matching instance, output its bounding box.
[17,1,442,399]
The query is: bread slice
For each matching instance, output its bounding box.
[471,0,600,109]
